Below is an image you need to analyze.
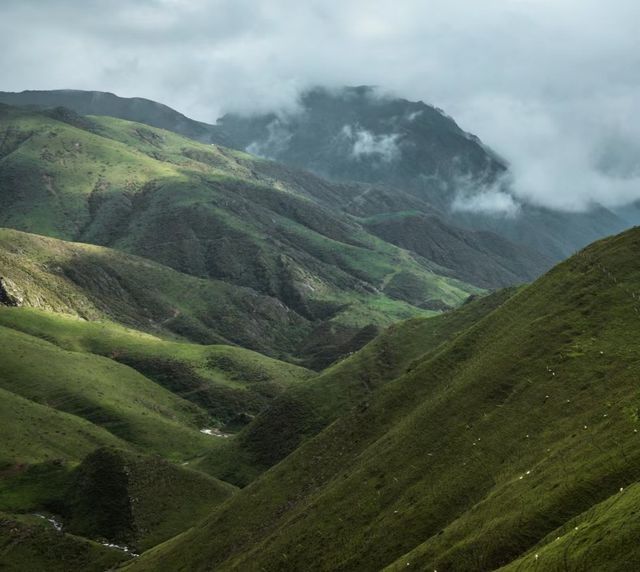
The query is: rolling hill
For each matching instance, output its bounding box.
[0,88,585,290]
[0,306,313,429]
[125,225,640,572]
[0,103,486,366]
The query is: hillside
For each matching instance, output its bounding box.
[0,323,217,461]
[0,89,227,145]
[0,103,483,365]
[195,289,515,485]
[0,227,308,357]
[126,226,640,571]
[0,89,578,290]
[0,306,313,429]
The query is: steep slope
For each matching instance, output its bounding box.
[363,211,552,288]
[127,226,640,572]
[196,289,514,485]
[0,104,479,363]
[218,85,505,204]
[218,85,626,261]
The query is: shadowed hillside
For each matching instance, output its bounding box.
[126,226,640,572]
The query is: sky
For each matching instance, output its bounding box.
[1,0,639,211]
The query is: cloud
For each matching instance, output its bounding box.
[246,118,293,159]
[451,174,520,216]
[452,188,519,217]
[1,0,639,211]
[340,125,401,162]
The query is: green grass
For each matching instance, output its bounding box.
[0,511,131,572]
[124,226,640,571]
[0,307,313,427]
[0,388,126,467]
[0,324,216,461]
[194,289,514,485]
[62,447,236,551]
[0,227,310,359]
[0,104,481,366]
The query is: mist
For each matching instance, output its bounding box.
[1,0,639,211]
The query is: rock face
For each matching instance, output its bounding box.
[0,277,23,306]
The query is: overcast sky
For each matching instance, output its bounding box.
[1,0,639,211]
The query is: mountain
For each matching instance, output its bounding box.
[1,89,574,290]
[0,302,307,565]
[2,88,626,264]
[0,305,312,429]
[217,86,627,260]
[125,226,640,571]
[196,288,514,486]
[0,89,227,145]
[218,85,505,208]
[0,228,308,358]
[0,103,490,367]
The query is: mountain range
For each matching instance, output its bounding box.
[0,86,638,571]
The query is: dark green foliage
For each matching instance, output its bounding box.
[64,448,134,545]
[115,355,267,425]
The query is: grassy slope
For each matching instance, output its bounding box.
[0,446,237,569]
[0,512,131,572]
[0,388,126,467]
[0,104,479,363]
[126,226,640,572]
[0,307,313,427]
[0,227,308,358]
[62,448,235,551]
[195,290,514,485]
[0,324,216,461]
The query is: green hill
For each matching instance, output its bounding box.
[0,307,312,429]
[0,447,235,569]
[0,227,308,358]
[0,103,480,367]
[125,226,640,571]
[0,323,217,461]
[196,289,514,485]
[0,88,577,291]
[0,512,131,572]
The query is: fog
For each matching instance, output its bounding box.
[1,0,639,210]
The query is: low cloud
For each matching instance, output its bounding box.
[456,95,640,212]
[341,125,401,162]
[1,0,639,212]
[451,175,520,217]
[246,118,292,159]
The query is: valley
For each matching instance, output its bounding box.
[0,87,638,571]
